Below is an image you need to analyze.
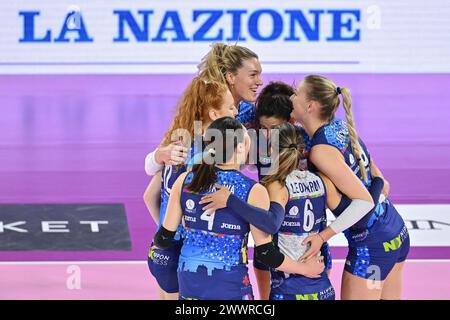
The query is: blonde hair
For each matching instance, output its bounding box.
[261,123,305,187]
[303,75,368,183]
[161,77,229,147]
[197,43,258,86]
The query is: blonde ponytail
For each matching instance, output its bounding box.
[198,43,228,85]
[340,87,368,183]
[302,75,369,183]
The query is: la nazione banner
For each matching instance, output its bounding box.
[1,0,449,74]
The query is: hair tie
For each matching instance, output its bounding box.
[336,87,342,95]
[288,143,297,149]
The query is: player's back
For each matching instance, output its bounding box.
[178,168,256,300]
[271,170,335,300]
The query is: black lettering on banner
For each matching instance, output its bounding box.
[405,219,450,230]
[0,204,131,250]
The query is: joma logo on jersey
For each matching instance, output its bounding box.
[221,222,241,230]
[282,221,301,227]
[184,215,196,223]
[295,293,319,300]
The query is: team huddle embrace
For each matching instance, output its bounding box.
[143,43,410,300]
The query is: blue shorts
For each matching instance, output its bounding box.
[253,242,332,271]
[345,206,410,281]
[147,240,182,294]
[178,265,253,300]
[270,272,335,300]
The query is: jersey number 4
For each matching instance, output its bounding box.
[200,209,215,231]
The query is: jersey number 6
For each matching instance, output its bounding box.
[303,199,315,232]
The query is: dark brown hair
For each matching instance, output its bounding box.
[188,117,245,193]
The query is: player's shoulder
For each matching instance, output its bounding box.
[248,182,270,208]
[176,171,190,184]
[218,169,256,186]
[236,101,256,129]
[312,119,349,150]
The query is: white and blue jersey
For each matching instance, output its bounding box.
[253,129,332,271]
[178,168,256,300]
[160,143,202,238]
[270,170,335,300]
[304,119,410,280]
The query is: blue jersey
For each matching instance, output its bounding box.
[236,101,255,129]
[303,119,406,245]
[160,143,202,239]
[271,170,333,298]
[178,168,256,300]
[304,119,372,188]
[160,100,254,224]
[255,128,332,271]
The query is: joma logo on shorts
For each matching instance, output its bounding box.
[383,235,402,252]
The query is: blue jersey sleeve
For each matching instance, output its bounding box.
[236,101,256,129]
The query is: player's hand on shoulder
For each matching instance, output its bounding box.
[156,141,188,166]
[199,184,231,212]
